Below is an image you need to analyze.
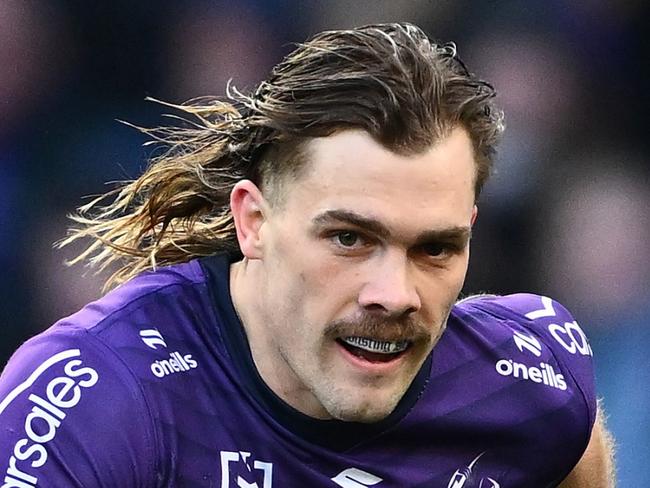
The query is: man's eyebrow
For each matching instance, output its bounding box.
[311,209,472,243]
[412,226,472,246]
[312,210,391,239]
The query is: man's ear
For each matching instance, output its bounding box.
[230,180,268,259]
[470,205,478,226]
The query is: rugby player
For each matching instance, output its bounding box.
[0,23,614,487]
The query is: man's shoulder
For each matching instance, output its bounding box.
[0,258,234,486]
[0,258,221,425]
[410,293,599,479]
[62,259,209,333]
[442,292,597,424]
[455,292,572,322]
[39,259,222,361]
[0,320,160,486]
[452,293,592,355]
[48,257,230,385]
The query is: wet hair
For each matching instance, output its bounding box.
[61,22,504,290]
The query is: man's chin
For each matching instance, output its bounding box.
[325,396,400,423]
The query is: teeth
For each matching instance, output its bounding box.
[342,336,409,354]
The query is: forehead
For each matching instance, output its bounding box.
[279,128,477,232]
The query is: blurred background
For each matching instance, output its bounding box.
[1,0,648,483]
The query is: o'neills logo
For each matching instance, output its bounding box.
[150,352,198,378]
[495,359,567,391]
[2,349,98,488]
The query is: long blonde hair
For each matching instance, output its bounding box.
[60,23,504,291]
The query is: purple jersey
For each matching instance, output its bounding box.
[0,254,596,487]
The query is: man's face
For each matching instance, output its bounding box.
[244,127,477,422]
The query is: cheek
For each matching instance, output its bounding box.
[422,255,470,311]
[446,252,471,292]
[265,222,360,319]
[268,254,328,320]
[297,258,360,326]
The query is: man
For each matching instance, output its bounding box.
[0,23,613,487]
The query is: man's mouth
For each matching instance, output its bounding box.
[336,336,411,363]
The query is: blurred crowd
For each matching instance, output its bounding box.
[1,1,648,484]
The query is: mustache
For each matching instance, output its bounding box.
[324,313,432,343]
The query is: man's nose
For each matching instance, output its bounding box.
[357,251,421,316]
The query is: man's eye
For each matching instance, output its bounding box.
[421,242,451,257]
[336,231,360,247]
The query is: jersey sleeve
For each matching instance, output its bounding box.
[0,325,159,488]
[488,293,598,428]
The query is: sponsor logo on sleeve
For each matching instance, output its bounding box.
[512,331,542,357]
[139,329,167,349]
[548,321,592,357]
[522,296,593,357]
[1,349,99,488]
[138,329,199,378]
[150,352,198,378]
[524,296,556,320]
[495,358,567,391]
